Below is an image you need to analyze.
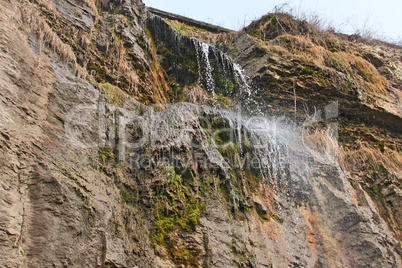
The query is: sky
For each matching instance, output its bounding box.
[143,0,401,42]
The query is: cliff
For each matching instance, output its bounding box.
[0,0,401,267]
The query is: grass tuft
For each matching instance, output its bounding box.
[21,4,77,64]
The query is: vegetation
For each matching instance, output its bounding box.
[99,146,115,166]
[21,4,77,64]
[151,164,205,265]
[121,187,136,205]
[165,18,222,43]
[102,83,125,105]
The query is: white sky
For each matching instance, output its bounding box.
[143,0,401,42]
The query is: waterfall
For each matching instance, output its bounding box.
[193,39,254,98]
[150,14,256,100]
[149,14,319,194]
[150,13,318,203]
[233,63,251,96]
[194,40,216,96]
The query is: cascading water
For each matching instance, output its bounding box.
[150,13,329,212]
[149,13,310,201]
[193,40,258,101]
[233,63,251,96]
[194,40,216,96]
[222,110,314,197]
[232,63,263,115]
[150,14,258,101]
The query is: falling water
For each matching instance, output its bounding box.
[194,40,216,96]
[232,62,263,115]
[193,39,255,99]
[233,63,252,96]
[150,13,316,198]
[151,14,260,101]
[149,14,316,187]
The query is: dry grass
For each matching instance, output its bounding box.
[302,125,402,182]
[256,34,327,70]
[19,1,97,80]
[37,19,77,63]
[340,146,402,180]
[182,85,209,104]
[164,18,230,44]
[248,4,400,48]
[80,34,92,49]
[125,70,140,95]
[245,10,326,42]
[21,3,77,64]
[104,32,141,97]
[323,51,387,94]
[146,62,171,103]
[283,35,326,63]
[75,64,88,79]
[303,126,340,164]
[257,42,290,56]
[110,36,125,85]
[263,29,387,90]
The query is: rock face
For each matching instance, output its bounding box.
[0,0,401,267]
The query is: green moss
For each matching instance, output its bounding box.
[151,165,205,267]
[368,184,383,197]
[282,36,294,51]
[296,198,307,208]
[229,240,253,263]
[246,14,278,38]
[99,146,115,166]
[270,16,278,26]
[218,142,238,159]
[217,181,230,198]
[214,130,231,146]
[55,164,63,169]
[215,93,234,108]
[152,165,205,250]
[300,64,320,75]
[329,46,338,52]
[212,118,232,145]
[102,83,125,105]
[88,61,106,81]
[121,188,135,205]
[173,23,199,36]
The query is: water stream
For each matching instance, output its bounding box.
[151,15,255,101]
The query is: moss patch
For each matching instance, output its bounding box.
[151,164,205,266]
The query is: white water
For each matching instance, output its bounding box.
[233,63,252,96]
[153,14,256,102]
[192,38,257,101]
[194,40,216,96]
